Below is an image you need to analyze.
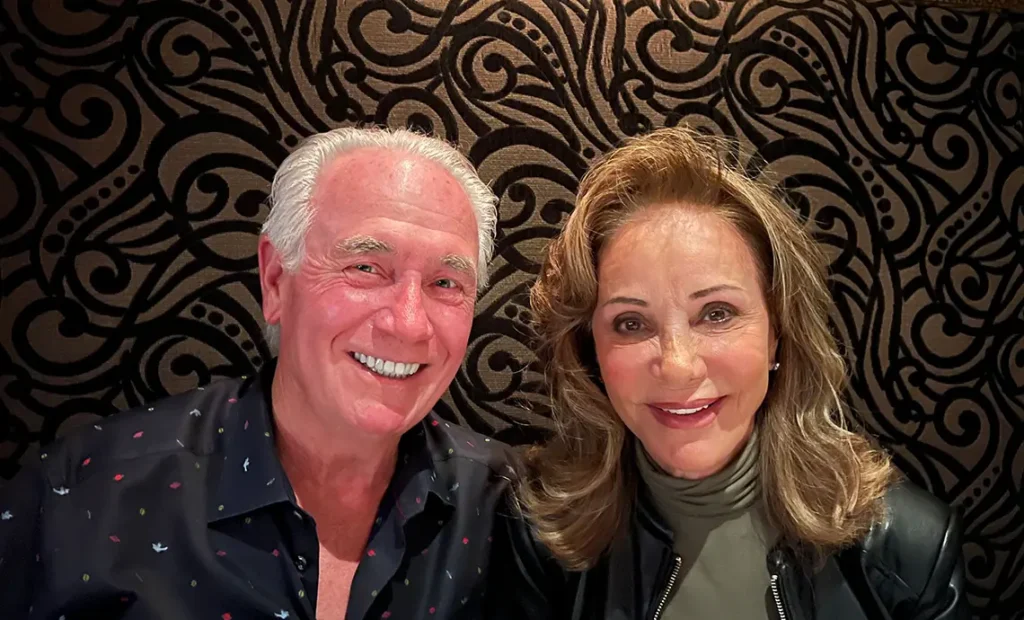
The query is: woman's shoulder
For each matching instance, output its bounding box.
[850,480,966,618]
[864,481,959,569]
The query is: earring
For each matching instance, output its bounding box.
[770,362,780,371]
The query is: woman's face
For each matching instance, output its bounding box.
[592,205,777,479]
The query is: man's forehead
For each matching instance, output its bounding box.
[316,147,460,192]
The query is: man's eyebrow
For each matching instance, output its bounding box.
[441,254,476,276]
[334,235,394,256]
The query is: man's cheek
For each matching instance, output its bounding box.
[435,308,474,346]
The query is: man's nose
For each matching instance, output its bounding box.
[378,277,434,342]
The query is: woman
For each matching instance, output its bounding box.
[487,127,966,619]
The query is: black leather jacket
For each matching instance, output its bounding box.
[486,481,967,619]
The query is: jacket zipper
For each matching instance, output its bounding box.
[769,573,789,620]
[651,554,682,620]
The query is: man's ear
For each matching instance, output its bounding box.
[258,236,286,328]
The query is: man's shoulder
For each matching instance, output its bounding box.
[38,377,250,479]
[421,413,517,481]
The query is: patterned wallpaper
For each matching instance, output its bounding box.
[1,1,1022,616]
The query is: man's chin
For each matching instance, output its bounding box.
[348,401,426,438]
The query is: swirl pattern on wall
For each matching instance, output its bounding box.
[1,1,1022,616]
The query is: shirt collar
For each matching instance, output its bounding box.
[207,361,293,523]
[207,360,456,525]
[382,417,458,521]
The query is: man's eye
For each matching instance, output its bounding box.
[354,264,375,274]
[436,278,456,289]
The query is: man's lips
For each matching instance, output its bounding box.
[348,351,427,379]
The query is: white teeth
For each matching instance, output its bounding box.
[350,352,421,379]
[663,403,713,415]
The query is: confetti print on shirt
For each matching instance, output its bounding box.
[222,614,232,620]
[52,486,69,496]
[1,511,11,520]
[81,457,91,467]
[274,611,289,619]
[242,458,250,472]
[133,431,144,439]
[152,543,168,553]
[114,474,124,482]
[189,408,201,417]
[109,535,121,543]
[169,481,181,489]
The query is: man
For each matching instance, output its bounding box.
[0,127,511,619]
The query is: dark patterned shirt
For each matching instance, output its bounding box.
[0,363,514,619]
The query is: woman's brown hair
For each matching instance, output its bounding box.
[520,126,896,569]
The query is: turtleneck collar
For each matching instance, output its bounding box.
[636,425,761,519]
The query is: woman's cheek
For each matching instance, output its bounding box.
[599,349,643,398]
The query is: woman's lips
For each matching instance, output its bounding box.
[647,397,724,429]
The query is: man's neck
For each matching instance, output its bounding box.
[270,371,399,537]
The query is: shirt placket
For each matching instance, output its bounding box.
[345,497,409,620]
[280,506,321,619]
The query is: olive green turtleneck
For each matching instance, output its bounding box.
[636,428,777,620]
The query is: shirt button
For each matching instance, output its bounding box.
[294,554,308,572]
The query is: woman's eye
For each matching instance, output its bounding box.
[704,306,734,323]
[614,317,645,333]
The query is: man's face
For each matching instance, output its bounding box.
[260,148,480,439]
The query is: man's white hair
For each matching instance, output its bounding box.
[261,126,499,351]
